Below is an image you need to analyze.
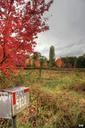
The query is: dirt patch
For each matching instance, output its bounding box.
[73,84,85,93]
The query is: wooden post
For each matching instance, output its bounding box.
[12,116,17,128]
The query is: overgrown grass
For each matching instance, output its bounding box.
[17,70,85,128]
[0,69,85,128]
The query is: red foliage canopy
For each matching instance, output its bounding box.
[0,0,53,76]
[55,58,64,68]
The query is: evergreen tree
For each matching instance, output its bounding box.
[49,45,55,67]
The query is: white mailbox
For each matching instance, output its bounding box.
[0,86,29,119]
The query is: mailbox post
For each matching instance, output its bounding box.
[0,86,29,128]
[12,116,17,128]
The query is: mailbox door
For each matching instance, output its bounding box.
[12,88,29,116]
[0,92,12,119]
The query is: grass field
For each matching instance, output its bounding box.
[0,69,85,128]
[17,69,85,128]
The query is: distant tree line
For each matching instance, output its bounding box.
[62,55,85,68]
[24,45,85,69]
[49,45,85,68]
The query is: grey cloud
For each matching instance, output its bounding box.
[35,0,85,58]
[55,40,85,51]
[56,42,85,57]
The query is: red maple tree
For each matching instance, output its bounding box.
[0,0,53,76]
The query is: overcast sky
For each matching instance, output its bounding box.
[35,0,85,59]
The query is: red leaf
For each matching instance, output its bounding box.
[0,0,53,77]
[0,45,4,63]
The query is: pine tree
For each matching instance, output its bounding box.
[49,45,55,67]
